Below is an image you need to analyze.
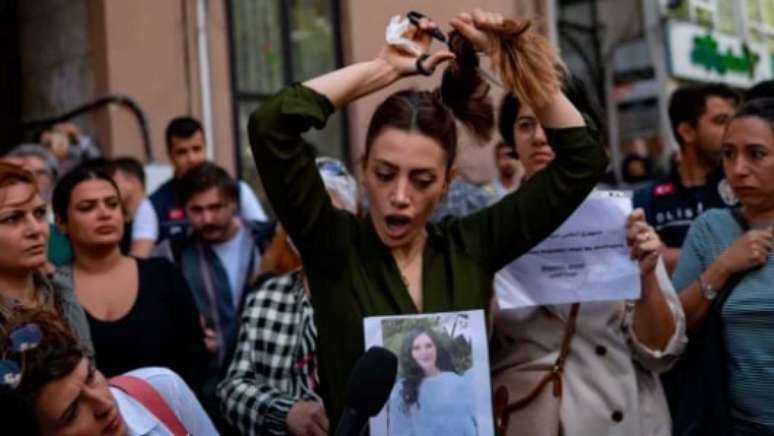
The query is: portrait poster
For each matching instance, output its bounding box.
[363,310,494,436]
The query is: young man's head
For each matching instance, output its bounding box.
[178,162,239,244]
[669,83,739,166]
[165,117,206,178]
[108,157,146,220]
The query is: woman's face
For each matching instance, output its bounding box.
[363,128,449,248]
[0,183,49,272]
[59,179,124,248]
[34,358,126,436]
[514,104,555,178]
[722,117,774,214]
[411,332,438,375]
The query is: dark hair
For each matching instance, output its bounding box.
[364,30,503,173]
[669,83,739,147]
[732,97,774,124]
[178,162,238,207]
[0,309,86,435]
[439,31,494,143]
[165,116,203,151]
[365,90,458,172]
[111,157,146,187]
[498,94,519,147]
[498,75,602,158]
[398,327,456,412]
[745,80,774,102]
[52,164,121,223]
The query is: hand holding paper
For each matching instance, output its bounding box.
[626,209,663,276]
[495,191,640,309]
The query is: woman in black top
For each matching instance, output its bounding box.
[51,165,207,392]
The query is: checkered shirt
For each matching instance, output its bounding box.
[217,270,319,435]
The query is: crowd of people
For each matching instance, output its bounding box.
[1,7,774,436]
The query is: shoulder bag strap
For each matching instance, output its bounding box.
[496,303,581,434]
[110,375,189,436]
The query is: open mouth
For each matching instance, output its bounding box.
[384,214,412,239]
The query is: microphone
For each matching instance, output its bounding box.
[335,346,398,436]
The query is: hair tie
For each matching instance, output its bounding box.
[415,54,434,76]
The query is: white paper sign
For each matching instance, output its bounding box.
[364,310,494,436]
[495,191,640,309]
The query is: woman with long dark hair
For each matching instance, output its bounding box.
[388,327,476,435]
[248,9,608,422]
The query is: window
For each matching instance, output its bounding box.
[748,0,774,48]
[670,0,738,34]
[228,0,347,196]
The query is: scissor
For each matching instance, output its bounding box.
[406,10,505,89]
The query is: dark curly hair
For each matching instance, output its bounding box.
[0,309,86,435]
[398,327,456,412]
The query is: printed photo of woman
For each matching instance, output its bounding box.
[387,327,477,436]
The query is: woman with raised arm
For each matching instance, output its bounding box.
[490,83,686,436]
[248,9,608,422]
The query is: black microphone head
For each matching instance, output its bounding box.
[343,346,398,417]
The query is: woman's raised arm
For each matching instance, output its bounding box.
[304,18,453,108]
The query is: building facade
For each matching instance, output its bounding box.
[5,0,548,192]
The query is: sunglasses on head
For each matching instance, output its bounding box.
[0,323,42,391]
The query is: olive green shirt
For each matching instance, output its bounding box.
[248,84,608,422]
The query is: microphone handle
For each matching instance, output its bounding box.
[334,408,368,436]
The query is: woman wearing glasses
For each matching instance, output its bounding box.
[0,162,91,351]
[248,9,608,424]
[490,81,686,436]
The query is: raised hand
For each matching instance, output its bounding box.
[626,209,663,276]
[378,16,454,76]
[449,9,507,55]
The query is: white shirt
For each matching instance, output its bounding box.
[133,180,267,241]
[111,367,218,436]
[211,223,253,306]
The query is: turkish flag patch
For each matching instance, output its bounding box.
[653,182,675,196]
[168,208,185,220]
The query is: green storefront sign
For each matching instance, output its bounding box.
[691,34,760,78]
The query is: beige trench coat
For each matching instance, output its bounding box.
[491,260,687,436]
